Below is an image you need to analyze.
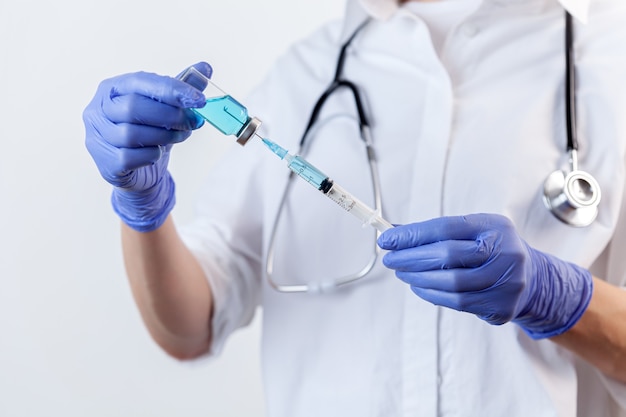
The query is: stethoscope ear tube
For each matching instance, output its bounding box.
[542,11,601,227]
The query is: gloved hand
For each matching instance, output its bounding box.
[83,62,212,232]
[378,213,593,339]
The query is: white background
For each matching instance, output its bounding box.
[0,1,345,416]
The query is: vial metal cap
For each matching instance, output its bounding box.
[236,117,261,146]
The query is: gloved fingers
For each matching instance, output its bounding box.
[114,145,168,172]
[99,121,193,148]
[87,135,163,182]
[410,286,514,325]
[382,239,491,271]
[378,214,509,251]
[410,285,463,311]
[104,71,206,109]
[395,267,495,292]
[103,93,204,131]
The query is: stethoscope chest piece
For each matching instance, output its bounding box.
[543,166,601,227]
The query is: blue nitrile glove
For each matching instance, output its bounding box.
[378,213,593,339]
[83,62,212,232]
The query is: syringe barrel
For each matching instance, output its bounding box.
[324,181,393,233]
[285,154,329,190]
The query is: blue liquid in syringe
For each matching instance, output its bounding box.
[262,138,328,190]
[193,95,248,136]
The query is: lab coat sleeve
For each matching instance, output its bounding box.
[177,119,268,357]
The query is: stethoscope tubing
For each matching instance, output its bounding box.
[543,10,601,227]
[266,10,601,293]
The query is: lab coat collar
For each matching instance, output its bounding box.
[340,0,591,42]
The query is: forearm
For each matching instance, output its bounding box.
[122,215,213,360]
[552,277,626,382]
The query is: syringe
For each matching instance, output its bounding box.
[178,66,393,233]
[261,138,393,233]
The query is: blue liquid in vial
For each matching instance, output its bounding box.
[193,95,248,136]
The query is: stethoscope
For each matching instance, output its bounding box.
[543,11,601,227]
[265,19,381,293]
[266,11,601,293]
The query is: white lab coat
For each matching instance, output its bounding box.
[180,0,626,415]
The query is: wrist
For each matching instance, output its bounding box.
[513,247,593,339]
[111,173,176,232]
